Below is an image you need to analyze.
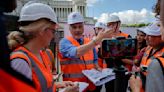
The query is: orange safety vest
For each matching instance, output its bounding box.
[0,69,37,92]
[140,46,164,76]
[118,31,130,38]
[59,36,96,91]
[10,46,56,92]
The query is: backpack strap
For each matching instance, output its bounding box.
[156,57,164,75]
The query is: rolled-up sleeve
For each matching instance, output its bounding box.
[59,38,78,58]
[59,38,98,63]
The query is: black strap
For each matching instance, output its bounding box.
[156,57,164,75]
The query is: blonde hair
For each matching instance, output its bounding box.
[8,19,53,50]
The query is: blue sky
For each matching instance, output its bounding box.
[86,0,157,24]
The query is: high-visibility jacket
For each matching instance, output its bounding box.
[118,31,131,38]
[59,36,96,91]
[0,69,37,92]
[140,46,164,76]
[10,46,56,92]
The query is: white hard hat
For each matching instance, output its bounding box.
[138,21,160,36]
[19,3,58,23]
[137,27,146,34]
[94,22,106,29]
[67,12,84,24]
[106,15,120,23]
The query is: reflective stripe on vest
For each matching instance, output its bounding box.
[11,50,52,92]
[45,50,53,63]
[63,73,85,78]
[60,59,94,65]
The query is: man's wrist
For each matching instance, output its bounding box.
[92,39,98,45]
[92,37,101,45]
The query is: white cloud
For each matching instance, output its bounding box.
[98,8,155,24]
[94,17,98,20]
[97,13,110,23]
[86,0,100,7]
[65,0,99,7]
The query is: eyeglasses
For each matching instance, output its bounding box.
[45,27,56,34]
[94,27,103,31]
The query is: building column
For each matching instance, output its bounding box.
[66,8,68,18]
[61,8,62,18]
[65,8,67,18]
[83,6,86,17]
[57,8,59,18]
[59,8,61,18]
[81,6,83,16]
[63,8,65,18]
[62,8,64,18]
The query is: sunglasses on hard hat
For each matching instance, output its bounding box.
[94,27,104,31]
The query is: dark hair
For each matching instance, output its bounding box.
[153,0,160,17]
[19,21,34,26]
[0,0,16,12]
[139,39,147,50]
[137,29,146,36]
[136,29,147,50]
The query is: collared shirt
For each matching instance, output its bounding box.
[59,37,98,63]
